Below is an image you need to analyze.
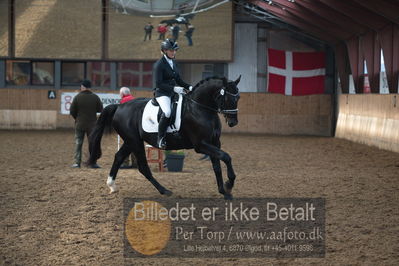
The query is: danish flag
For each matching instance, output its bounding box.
[267,48,326,95]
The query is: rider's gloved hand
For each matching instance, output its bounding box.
[173,86,185,94]
[188,86,193,91]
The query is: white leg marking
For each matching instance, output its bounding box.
[107,176,118,193]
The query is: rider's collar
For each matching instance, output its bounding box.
[163,54,174,69]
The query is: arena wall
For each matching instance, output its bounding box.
[222,93,332,136]
[0,88,153,129]
[336,94,399,153]
[0,88,332,136]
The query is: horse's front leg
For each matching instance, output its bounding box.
[211,139,236,196]
[195,142,236,199]
[209,156,226,196]
[107,143,131,193]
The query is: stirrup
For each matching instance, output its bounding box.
[158,137,166,149]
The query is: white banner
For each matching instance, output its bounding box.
[60,92,121,115]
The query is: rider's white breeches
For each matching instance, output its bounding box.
[156,96,171,118]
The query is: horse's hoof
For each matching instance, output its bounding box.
[224,182,232,194]
[107,176,118,194]
[224,194,233,200]
[109,184,118,194]
[162,189,173,197]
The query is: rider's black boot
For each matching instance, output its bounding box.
[157,114,170,149]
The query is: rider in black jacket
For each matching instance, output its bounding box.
[154,39,192,149]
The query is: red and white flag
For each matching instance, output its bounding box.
[267,48,326,95]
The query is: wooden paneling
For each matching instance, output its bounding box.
[132,90,153,98]
[0,110,56,129]
[0,88,58,110]
[0,88,333,135]
[223,93,332,136]
[336,94,399,152]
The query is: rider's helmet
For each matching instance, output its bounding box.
[161,39,179,52]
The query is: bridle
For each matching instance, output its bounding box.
[220,89,240,115]
[184,86,240,115]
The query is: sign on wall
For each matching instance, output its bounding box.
[48,90,56,99]
[60,92,121,115]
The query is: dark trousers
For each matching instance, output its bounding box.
[186,35,193,46]
[158,33,165,40]
[144,32,152,41]
[74,127,92,164]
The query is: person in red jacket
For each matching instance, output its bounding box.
[120,86,135,103]
[157,23,167,40]
[119,87,137,168]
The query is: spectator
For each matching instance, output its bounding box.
[119,87,137,169]
[184,24,195,46]
[157,23,167,40]
[70,80,103,168]
[172,24,180,41]
[143,22,154,41]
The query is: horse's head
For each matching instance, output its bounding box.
[217,76,241,127]
[189,75,241,127]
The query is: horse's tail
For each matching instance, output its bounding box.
[87,104,118,165]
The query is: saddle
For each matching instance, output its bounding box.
[141,93,183,134]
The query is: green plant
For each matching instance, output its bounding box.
[165,149,185,156]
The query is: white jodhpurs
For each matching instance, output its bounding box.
[156,96,171,118]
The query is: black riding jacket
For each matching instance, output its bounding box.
[154,56,190,98]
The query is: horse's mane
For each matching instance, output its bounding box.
[192,76,226,91]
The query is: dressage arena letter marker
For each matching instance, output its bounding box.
[48,90,56,99]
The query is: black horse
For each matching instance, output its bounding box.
[88,76,241,199]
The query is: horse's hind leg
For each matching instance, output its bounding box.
[107,143,131,193]
[132,141,172,196]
